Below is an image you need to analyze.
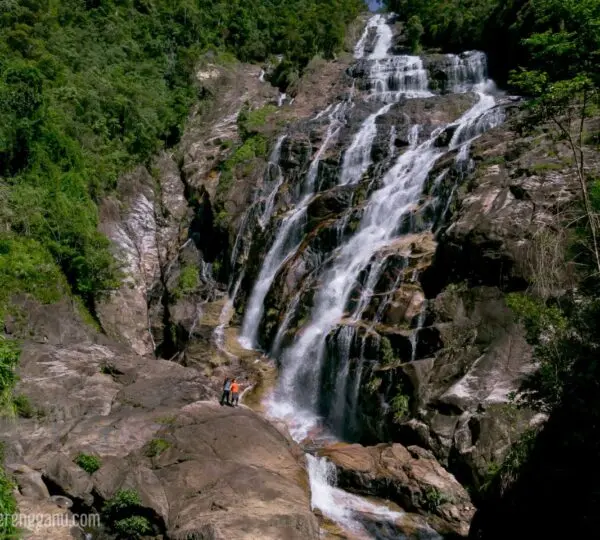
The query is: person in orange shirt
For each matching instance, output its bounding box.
[230,378,240,407]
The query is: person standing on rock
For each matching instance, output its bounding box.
[220,377,232,406]
[230,378,240,407]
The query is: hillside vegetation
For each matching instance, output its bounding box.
[0,0,363,317]
[387,0,600,84]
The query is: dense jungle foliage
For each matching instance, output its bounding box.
[0,0,363,317]
[386,0,600,85]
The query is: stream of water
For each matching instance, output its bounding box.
[236,12,506,538]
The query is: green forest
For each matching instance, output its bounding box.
[386,0,600,84]
[0,0,363,319]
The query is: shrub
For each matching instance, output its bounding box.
[177,265,199,295]
[0,464,16,538]
[0,236,64,317]
[145,438,171,458]
[113,516,152,539]
[421,486,450,512]
[237,105,278,139]
[103,489,142,517]
[390,385,410,424]
[366,377,382,393]
[482,428,538,496]
[378,337,396,366]
[406,15,424,54]
[0,338,19,416]
[74,453,101,475]
[505,292,567,343]
[103,489,152,539]
[13,394,35,418]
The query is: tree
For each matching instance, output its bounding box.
[406,15,424,53]
[509,0,600,275]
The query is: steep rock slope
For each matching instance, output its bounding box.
[0,50,362,540]
[0,298,318,539]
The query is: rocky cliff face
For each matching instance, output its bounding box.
[228,16,557,498]
[1,297,319,539]
[2,11,585,540]
[225,13,581,524]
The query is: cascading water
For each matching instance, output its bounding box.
[235,12,507,538]
[262,4,504,465]
[366,55,433,101]
[213,134,287,357]
[306,454,412,540]
[258,135,287,228]
[239,59,354,351]
[339,104,392,186]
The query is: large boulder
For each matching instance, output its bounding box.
[31,404,319,540]
[319,442,475,537]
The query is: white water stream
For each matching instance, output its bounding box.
[234,12,505,539]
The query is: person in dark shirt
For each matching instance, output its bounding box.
[220,377,232,406]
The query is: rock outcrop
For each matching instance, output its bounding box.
[0,299,318,539]
[319,442,475,538]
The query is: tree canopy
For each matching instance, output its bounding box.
[0,0,363,314]
[384,0,600,85]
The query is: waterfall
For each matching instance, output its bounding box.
[213,135,288,356]
[445,51,488,93]
[239,31,372,350]
[306,454,407,538]
[368,15,393,59]
[388,125,397,159]
[258,135,287,228]
[213,274,244,359]
[270,120,444,416]
[410,300,428,363]
[339,104,392,186]
[235,13,508,538]
[367,55,432,101]
[303,102,348,195]
[354,15,382,59]
[270,289,302,356]
[352,259,386,322]
[328,326,355,428]
[238,206,307,350]
[265,14,505,434]
[238,102,348,350]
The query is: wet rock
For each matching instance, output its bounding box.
[435,125,458,147]
[319,442,475,537]
[422,128,578,298]
[382,285,425,326]
[307,187,354,223]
